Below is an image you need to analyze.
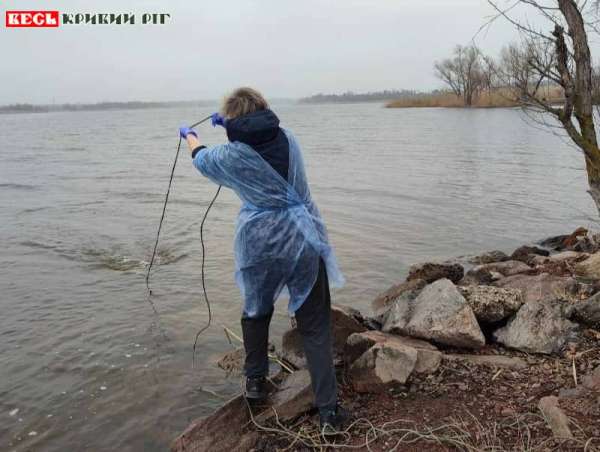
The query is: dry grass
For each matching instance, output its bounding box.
[386,87,564,109]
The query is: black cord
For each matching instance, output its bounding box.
[144,114,223,367]
[145,114,213,293]
[192,185,222,367]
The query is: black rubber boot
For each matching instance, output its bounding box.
[319,404,350,435]
[244,376,266,400]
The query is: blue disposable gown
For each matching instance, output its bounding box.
[193,129,344,318]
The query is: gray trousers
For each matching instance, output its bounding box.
[241,259,338,411]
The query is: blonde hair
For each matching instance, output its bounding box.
[222,87,269,120]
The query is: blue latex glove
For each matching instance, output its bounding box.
[211,113,227,128]
[179,126,197,139]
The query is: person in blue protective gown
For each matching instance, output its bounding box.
[179,87,349,434]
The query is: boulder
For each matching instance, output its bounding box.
[583,365,600,391]
[458,286,523,323]
[575,252,600,280]
[255,370,314,423]
[540,228,588,251]
[382,279,485,349]
[538,396,573,439]
[540,234,569,250]
[549,251,588,263]
[493,301,579,354]
[467,251,510,265]
[459,267,496,286]
[573,293,600,326]
[442,354,528,370]
[171,395,258,452]
[471,261,533,278]
[493,273,582,303]
[561,227,589,250]
[371,278,427,315]
[511,246,549,264]
[282,304,366,369]
[406,261,464,285]
[374,290,420,327]
[345,331,441,374]
[348,342,417,393]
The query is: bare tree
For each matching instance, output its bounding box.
[487,0,600,215]
[434,45,487,107]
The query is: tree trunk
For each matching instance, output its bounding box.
[557,0,600,215]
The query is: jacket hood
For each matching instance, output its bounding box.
[226,109,280,146]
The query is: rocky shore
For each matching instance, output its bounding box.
[172,227,600,452]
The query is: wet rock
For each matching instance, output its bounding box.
[467,251,510,265]
[458,286,523,323]
[362,316,382,331]
[406,261,464,285]
[255,370,314,423]
[372,278,427,315]
[540,228,588,251]
[382,279,485,349]
[494,273,582,303]
[218,342,275,378]
[442,354,528,370]
[171,395,258,452]
[282,304,366,370]
[538,396,573,439]
[573,293,600,326]
[348,342,417,393]
[511,246,549,264]
[345,331,441,373]
[561,227,589,250]
[583,365,600,391]
[493,301,579,354]
[540,234,569,250]
[575,252,600,280]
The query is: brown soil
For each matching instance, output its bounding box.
[255,328,600,451]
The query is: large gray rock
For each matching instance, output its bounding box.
[575,252,600,280]
[538,396,573,439]
[345,331,441,374]
[407,261,464,284]
[255,370,314,423]
[372,278,427,315]
[382,279,485,349]
[494,273,582,303]
[171,395,257,452]
[574,293,600,326]
[511,246,549,264]
[469,260,533,278]
[348,342,417,393]
[282,304,366,369]
[493,301,579,354]
[458,285,523,323]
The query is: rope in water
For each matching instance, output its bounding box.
[145,114,222,366]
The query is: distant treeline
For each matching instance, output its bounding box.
[0,100,215,114]
[299,90,434,104]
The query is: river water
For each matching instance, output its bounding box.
[0,103,596,451]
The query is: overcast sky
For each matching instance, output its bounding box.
[1,0,528,104]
